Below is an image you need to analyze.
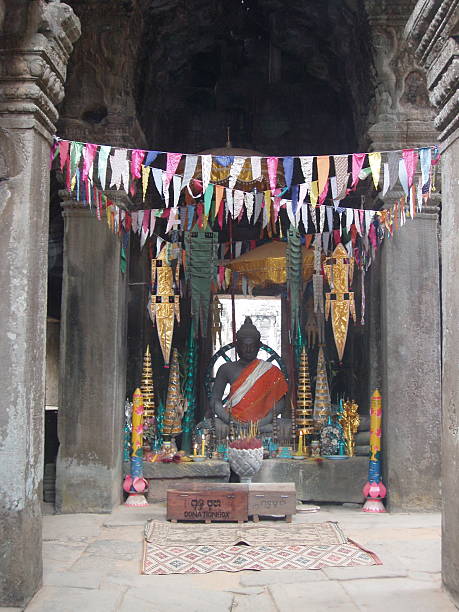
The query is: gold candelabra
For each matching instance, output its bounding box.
[141,345,156,418]
[296,347,314,439]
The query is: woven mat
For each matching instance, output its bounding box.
[145,520,347,547]
[142,521,381,575]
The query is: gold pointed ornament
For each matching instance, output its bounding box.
[324,243,356,361]
[296,347,314,437]
[313,346,331,426]
[149,246,180,367]
[163,348,187,439]
[141,345,156,418]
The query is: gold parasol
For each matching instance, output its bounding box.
[225,241,314,288]
[176,143,285,192]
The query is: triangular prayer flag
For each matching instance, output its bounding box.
[402,149,419,189]
[333,155,349,201]
[141,165,150,200]
[151,167,163,196]
[244,192,254,222]
[181,154,198,189]
[368,152,382,189]
[310,180,319,206]
[173,175,182,208]
[201,154,212,192]
[250,157,262,181]
[144,151,159,166]
[388,151,399,191]
[299,156,313,190]
[59,140,70,172]
[109,148,129,192]
[82,143,97,183]
[215,185,224,218]
[351,153,366,187]
[203,183,214,217]
[163,153,182,191]
[381,162,390,196]
[398,158,409,195]
[267,157,278,192]
[253,193,263,224]
[98,145,110,190]
[317,156,330,197]
[283,157,294,189]
[228,157,246,189]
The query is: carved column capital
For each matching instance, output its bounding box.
[364,0,436,147]
[405,0,459,143]
[0,1,81,140]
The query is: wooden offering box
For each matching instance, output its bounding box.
[248,483,296,522]
[167,483,248,523]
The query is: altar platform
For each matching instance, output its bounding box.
[125,456,367,504]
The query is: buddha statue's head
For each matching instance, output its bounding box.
[235,317,261,363]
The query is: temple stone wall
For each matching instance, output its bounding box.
[0,1,80,605]
[405,0,459,603]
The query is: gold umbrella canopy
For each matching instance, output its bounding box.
[226,241,315,288]
[177,145,286,192]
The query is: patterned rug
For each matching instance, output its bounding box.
[142,521,381,575]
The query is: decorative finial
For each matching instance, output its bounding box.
[226,126,232,148]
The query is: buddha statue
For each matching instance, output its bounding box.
[211,317,288,436]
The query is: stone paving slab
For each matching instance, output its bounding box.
[341,577,457,611]
[42,570,104,589]
[42,513,105,542]
[269,581,358,611]
[232,591,277,612]
[239,568,328,587]
[26,585,126,612]
[82,539,142,561]
[323,564,408,580]
[117,584,233,612]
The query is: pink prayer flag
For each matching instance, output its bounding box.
[402,149,419,189]
[267,157,278,192]
[82,143,98,182]
[131,149,146,180]
[59,140,70,172]
[352,153,366,187]
[165,153,182,189]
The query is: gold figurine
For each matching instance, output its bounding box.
[340,400,360,456]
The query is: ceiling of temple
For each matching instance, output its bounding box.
[135,0,375,155]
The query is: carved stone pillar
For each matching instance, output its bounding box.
[56,195,128,513]
[0,2,80,606]
[364,0,441,511]
[405,1,459,604]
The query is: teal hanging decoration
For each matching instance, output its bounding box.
[181,320,198,454]
[184,228,219,336]
[154,398,165,451]
[287,227,303,340]
[295,322,304,371]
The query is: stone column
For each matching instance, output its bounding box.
[365,0,441,511]
[405,0,459,604]
[54,0,147,513]
[56,196,129,513]
[0,2,80,606]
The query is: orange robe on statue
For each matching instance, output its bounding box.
[229,359,288,423]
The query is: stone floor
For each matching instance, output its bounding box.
[3,503,458,612]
